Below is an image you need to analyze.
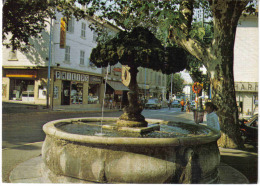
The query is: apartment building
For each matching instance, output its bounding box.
[2,11,168,109]
[234,14,258,115]
[2,12,119,109]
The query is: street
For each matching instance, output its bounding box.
[2,105,258,183]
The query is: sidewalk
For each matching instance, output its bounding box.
[2,102,258,183]
[2,101,120,115]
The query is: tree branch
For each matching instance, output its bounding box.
[169,0,210,64]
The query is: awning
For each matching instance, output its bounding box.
[107,80,129,91]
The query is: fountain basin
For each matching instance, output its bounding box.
[42,117,221,183]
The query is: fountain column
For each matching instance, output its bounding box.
[117,66,148,127]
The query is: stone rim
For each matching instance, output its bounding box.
[43,117,221,147]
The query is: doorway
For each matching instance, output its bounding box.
[61,81,70,105]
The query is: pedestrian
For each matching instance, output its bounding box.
[185,98,191,112]
[168,99,172,110]
[205,102,220,132]
[180,99,185,112]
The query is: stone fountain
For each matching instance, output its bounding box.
[42,117,220,184]
[41,27,221,183]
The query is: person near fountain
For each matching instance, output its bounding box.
[205,102,220,132]
[180,99,185,112]
[168,99,172,110]
[185,98,191,112]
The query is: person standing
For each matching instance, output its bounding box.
[185,98,191,112]
[168,99,172,110]
[180,99,185,112]
[205,102,220,131]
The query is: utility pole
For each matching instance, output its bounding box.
[170,73,173,100]
[46,18,52,109]
[144,68,147,100]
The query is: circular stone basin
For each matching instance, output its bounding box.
[42,117,221,184]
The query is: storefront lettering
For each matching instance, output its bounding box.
[113,68,121,72]
[56,71,89,82]
[89,76,102,83]
[235,82,258,92]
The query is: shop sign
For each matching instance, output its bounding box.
[60,17,66,49]
[89,76,102,84]
[67,72,71,80]
[61,72,67,80]
[55,71,89,82]
[114,90,123,95]
[72,73,77,80]
[235,82,258,92]
[113,68,121,72]
[5,69,37,78]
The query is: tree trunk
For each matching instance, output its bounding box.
[206,1,245,148]
[117,66,147,127]
[169,0,249,149]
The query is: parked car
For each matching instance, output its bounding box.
[171,100,181,108]
[145,98,162,109]
[240,114,258,147]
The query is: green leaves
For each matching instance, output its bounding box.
[90,27,187,74]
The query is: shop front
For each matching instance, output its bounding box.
[138,84,149,101]
[2,68,48,104]
[105,80,129,109]
[235,82,258,116]
[52,70,103,109]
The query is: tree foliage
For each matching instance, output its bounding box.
[90,27,187,75]
[166,73,185,96]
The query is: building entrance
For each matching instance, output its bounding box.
[61,81,70,105]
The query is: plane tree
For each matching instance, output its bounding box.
[3,0,257,148]
[83,0,257,149]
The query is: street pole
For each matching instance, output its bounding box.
[170,73,173,100]
[144,68,146,100]
[46,18,52,109]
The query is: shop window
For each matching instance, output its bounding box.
[9,79,34,101]
[88,84,99,104]
[71,83,83,104]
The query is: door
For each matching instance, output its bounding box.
[61,81,70,105]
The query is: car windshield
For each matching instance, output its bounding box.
[147,99,158,104]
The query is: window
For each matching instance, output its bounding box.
[80,50,85,65]
[66,18,74,33]
[65,46,70,62]
[81,22,86,38]
[158,75,161,86]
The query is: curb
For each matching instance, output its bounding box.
[2,109,122,116]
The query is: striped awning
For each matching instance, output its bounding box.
[106,80,129,91]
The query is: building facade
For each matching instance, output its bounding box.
[234,14,258,116]
[2,12,168,109]
[2,12,118,109]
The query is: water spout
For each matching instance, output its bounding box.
[99,65,110,135]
